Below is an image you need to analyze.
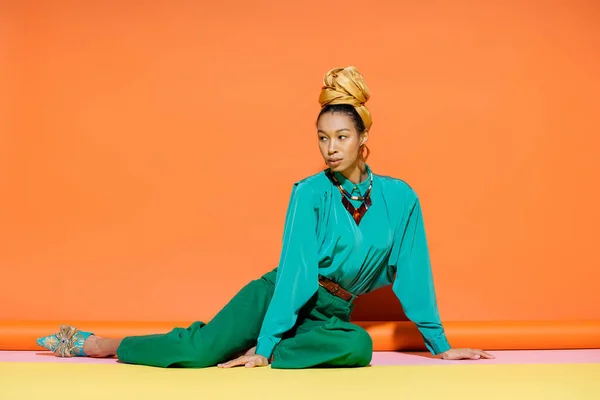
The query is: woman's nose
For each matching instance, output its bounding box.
[328,142,337,154]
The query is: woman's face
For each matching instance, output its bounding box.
[317,112,367,173]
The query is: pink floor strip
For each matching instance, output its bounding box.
[1,350,599,365]
[0,351,119,364]
[370,350,600,365]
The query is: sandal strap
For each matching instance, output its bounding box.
[36,324,94,357]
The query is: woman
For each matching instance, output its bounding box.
[37,66,494,368]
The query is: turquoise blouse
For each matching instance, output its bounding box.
[255,165,451,359]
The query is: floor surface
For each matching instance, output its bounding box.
[1,350,598,399]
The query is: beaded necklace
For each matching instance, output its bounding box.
[326,169,373,225]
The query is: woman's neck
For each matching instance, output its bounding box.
[339,162,368,184]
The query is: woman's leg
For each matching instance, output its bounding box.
[83,336,123,357]
[115,271,277,368]
[43,270,277,366]
[268,286,372,369]
[271,317,373,369]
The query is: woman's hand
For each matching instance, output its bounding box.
[440,348,495,360]
[218,354,269,368]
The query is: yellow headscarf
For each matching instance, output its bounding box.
[318,66,372,131]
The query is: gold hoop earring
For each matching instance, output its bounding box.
[360,145,370,162]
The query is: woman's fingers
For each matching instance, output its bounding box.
[465,349,494,359]
[476,349,495,359]
[218,354,269,368]
[245,355,268,368]
[441,348,495,360]
[463,349,480,359]
[218,356,247,368]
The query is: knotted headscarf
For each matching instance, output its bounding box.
[318,66,372,131]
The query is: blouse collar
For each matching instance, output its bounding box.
[332,164,372,196]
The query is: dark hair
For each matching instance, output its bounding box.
[317,104,366,134]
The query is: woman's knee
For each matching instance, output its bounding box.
[346,327,373,367]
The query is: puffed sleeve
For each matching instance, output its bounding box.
[255,183,320,359]
[389,194,451,355]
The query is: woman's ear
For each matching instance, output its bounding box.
[361,131,369,146]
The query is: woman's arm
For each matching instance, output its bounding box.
[389,194,451,355]
[254,183,320,360]
[389,191,495,360]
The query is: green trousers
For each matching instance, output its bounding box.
[116,269,373,369]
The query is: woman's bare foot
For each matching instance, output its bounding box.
[82,335,122,357]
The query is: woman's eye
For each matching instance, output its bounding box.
[339,135,347,140]
[319,137,328,141]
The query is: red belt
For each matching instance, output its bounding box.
[318,276,356,302]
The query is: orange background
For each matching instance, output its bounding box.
[1,1,599,326]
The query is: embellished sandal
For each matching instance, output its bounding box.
[36,324,94,357]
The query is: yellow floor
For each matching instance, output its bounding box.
[1,362,599,399]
